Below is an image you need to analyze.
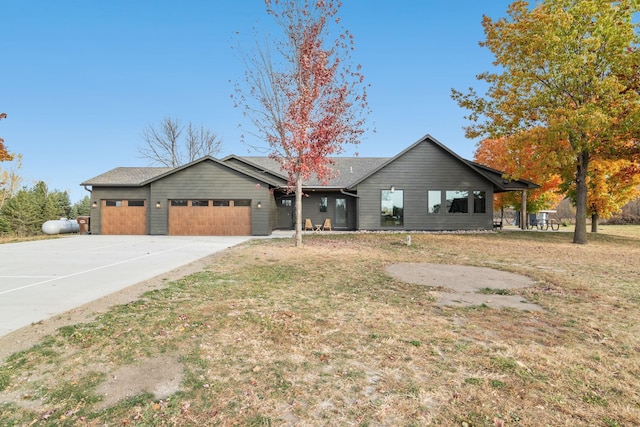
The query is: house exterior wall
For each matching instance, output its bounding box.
[89,186,151,234]
[147,160,272,235]
[354,142,494,231]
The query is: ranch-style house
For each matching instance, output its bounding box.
[80,134,538,236]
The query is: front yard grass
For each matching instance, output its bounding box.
[0,227,639,426]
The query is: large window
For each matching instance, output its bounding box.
[381,189,403,226]
[428,190,441,214]
[446,191,469,213]
[473,191,486,213]
[428,190,486,215]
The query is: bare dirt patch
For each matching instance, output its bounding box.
[94,354,184,410]
[386,262,543,311]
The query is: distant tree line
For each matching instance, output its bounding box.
[0,181,90,236]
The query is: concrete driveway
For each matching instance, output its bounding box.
[0,235,254,337]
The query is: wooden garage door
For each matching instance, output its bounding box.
[101,200,147,235]
[169,199,251,236]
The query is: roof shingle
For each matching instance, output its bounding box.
[238,156,389,188]
[81,167,172,186]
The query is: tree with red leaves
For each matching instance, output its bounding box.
[234,0,370,246]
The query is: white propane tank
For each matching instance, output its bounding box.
[42,218,80,235]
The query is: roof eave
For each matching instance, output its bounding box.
[80,183,147,187]
[137,156,285,187]
[467,161,541,191]
[222,154,289,181]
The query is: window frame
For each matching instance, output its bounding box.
[445,190,469,214]
[473,191,487,214]
[427,190,442,214]
[380,189,404,227]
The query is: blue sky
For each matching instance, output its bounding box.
[2,1,513,203]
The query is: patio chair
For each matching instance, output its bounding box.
[304,218,313,231]
[322,218,332,231]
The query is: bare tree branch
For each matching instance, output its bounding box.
[138,117,222,167]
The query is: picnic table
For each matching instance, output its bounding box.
[528,211,560,231]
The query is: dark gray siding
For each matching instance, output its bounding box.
[148,160,272,235]
[89,186,151,234]
[295,191,357,230]
[354,141,494,231]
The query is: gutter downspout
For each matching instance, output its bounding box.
[84,185,93,207]
[340,189,359,198]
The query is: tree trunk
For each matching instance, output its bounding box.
[591,212,599,233]
[294,177,303,247]
[573,151,590,244]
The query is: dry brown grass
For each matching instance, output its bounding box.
[0,234,60,244]
[0,227,639,426]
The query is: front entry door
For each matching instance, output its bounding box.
[277,197,294,229]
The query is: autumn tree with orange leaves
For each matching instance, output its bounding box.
[234,0,370,246]
[453,0,640,244]
[560,154,640,232]
[474,128,564,220]
[477,129,640,231]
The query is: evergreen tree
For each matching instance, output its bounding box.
[1,188,40,235]
[70,196,91,218]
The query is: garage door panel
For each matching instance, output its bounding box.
[101,203,147,235]
[169,204,251,236]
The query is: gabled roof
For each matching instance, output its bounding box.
[81,156,284,187]
[82,134,539,192]
[229,156,389,188]
[345,134,538,192]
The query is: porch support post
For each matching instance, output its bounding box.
[520,189,527,230]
